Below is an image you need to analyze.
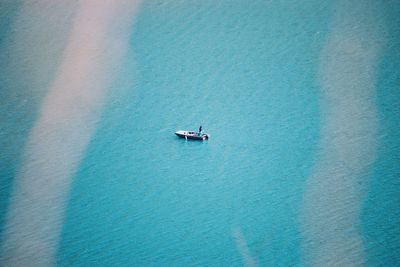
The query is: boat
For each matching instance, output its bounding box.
[175,130,209,141]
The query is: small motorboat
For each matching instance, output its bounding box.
[175,130,209,141]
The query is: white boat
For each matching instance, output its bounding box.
[175,130,209,141]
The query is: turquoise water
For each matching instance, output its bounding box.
[361,1,400,264]
[1,1,399,266]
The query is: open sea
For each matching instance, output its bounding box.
[0,0,399,266]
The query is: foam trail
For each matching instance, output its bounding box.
[1,1,140,266]
[300,0,385,266]
[232,227,257,267]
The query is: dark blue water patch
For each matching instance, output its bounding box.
[361,2,400,265]
[0,0,21,48]
[0,3,76,245]
[0,7,48,243]
[0,1,24,235]
[57,1,331,266]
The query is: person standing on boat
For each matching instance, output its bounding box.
[198,125,203,136]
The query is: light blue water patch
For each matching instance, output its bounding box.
[57,1,328,266]
[361,1,400,265]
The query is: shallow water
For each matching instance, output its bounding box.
[0,1,399,266]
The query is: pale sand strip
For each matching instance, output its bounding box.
[232,227,257,267]
[1,1,140,266]
[300,1,385,266]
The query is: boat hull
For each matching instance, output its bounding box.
[175,131,209,141]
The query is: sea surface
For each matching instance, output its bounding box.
[0,1,399,266]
